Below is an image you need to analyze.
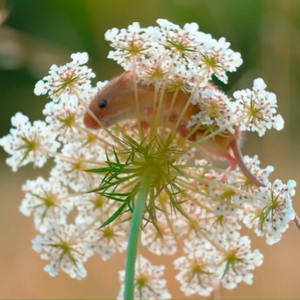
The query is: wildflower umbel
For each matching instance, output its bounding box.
[0,20,297,299]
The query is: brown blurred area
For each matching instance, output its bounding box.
[1,0,300,299]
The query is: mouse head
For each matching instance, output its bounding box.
[84,71,135,129]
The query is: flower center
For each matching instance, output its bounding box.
[103,227,114,238]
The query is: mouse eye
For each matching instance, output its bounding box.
[99,99,107,108]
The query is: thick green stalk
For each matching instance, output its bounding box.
[124,169,154,300]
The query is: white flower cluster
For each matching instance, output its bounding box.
[0,113,60,171]
[34,52,95,101]
[32,223,92,279]
[20,177,74,233]
[234,78,284,136]
[174,237,263,296]
[117,256,171,300]
[0,20,297,299]
[105,20,242,84]
[245,179,296,244]
[105,20,283,136]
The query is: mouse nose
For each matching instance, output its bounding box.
[84,112,101,129]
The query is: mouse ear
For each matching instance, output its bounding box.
[120,71,133,80]
[119,71,134,89]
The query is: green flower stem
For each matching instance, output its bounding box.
[124,169,154,300]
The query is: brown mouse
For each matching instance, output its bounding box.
[84,71,263,188]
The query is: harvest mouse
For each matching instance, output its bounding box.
[84,71,263,187]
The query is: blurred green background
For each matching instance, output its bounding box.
[1,0,300,299]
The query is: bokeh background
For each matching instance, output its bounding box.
[1,0,300,299]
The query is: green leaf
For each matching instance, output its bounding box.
[99,202,127,229]
[260,205,273,232]
[113,147,120,164]
[41,206,50,221]
[119,216,132,224]
[222,261,231,279]
[67,251,78,269]
[100,195,126,202]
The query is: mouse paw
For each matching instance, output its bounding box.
[217,173,227,182]
[204,173,214,180]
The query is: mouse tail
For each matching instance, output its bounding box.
[230,139,264,188]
